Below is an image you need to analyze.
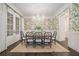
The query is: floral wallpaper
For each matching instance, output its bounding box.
[24,18,32,30]
[24,17,59,31]
[48,17,58,30]
[69,4,79,32]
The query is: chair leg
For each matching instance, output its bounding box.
[33,42,36,48]
[43,41,45,48]
[42,42,44,48]
[24,39,26,43]
[33,45,36,48]
[54,40,56,45]
[26,42,28,48]
[21,39,23,44]
[50,42,52,48]
[50,45,51,48]
[54,41,56,45]
[41,43,44,48]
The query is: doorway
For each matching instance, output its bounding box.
[59,9,69,42]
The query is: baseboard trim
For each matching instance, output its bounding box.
[0,40,21,56]
[7,40,21,51]
[68,47,79,53]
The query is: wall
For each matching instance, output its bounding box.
[68,32,79,52]
[0,3,2,53]
[0,3,24,53]
[6,3,24,17]
[24,16,58,31]
[0,4,7,53]
[68,4,79,52]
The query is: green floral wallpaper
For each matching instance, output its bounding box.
[24,17,58,31]
[48,17,58,30]
[24,19,32,30]
[70,4,79,32]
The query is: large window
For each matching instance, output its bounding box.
[7,12,13,36]
[16,17,19,34]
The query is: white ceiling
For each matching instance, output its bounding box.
[13,3,65,17]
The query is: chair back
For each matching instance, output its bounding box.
[52,31,57,38]
[34,32,42,39]
[26,32,34,39]
[44,32,52,40]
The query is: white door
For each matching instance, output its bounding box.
[13,13,20,43]
[6,7,15,46]
[6,7,21,47]
[59,9,69,41]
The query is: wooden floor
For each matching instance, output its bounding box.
[0,40,79,56]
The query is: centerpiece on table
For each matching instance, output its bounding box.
[35,26,43,32]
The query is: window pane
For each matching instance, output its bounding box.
[16,17,19,34]
[7,12,13,36]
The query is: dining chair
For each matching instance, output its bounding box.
[52,31,57,44]
[44,32,52,48]
[26,32,35,48]
[22,33,26,43]
[20,31,26,44]
[34,32,43,47]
